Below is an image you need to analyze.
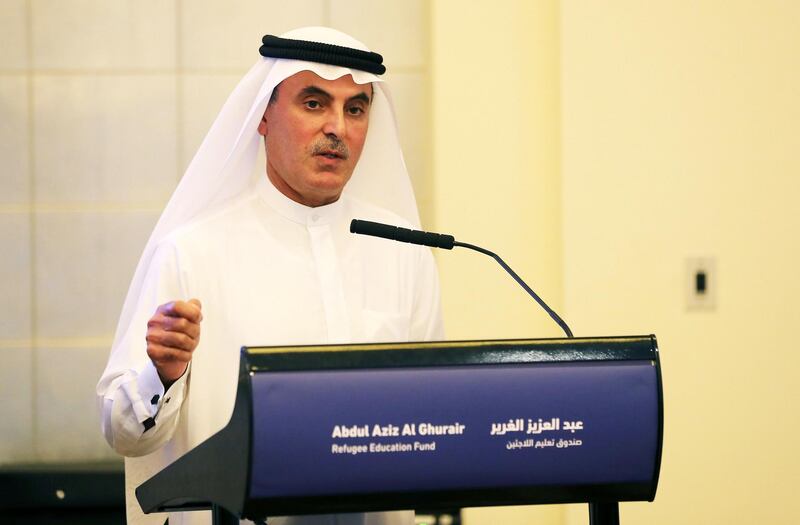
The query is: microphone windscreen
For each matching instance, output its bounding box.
[350,219,398,241]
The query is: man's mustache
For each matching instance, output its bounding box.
[311,138,349,159]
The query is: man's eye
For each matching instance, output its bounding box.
[305,100,321,109]
[347,106,364,115]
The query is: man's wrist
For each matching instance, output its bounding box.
[156,362,189,390]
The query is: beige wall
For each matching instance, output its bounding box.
[432,1,799,524]
[431,2,564,524]
[431,0,565,342]
[560,1,800,524]
[0,0,430,465]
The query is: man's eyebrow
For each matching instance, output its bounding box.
[298,85,332,100]
[298,85,372,105]
[348,92,371,105]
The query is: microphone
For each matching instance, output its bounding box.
[350,219,574,338]
[350,219,455,250]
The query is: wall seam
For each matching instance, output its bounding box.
[554,0,565,320]
[175,0,183,181]
[427,1,438,231]
[0,203,167,213]
[555,0,567,323]
[423,0,433,228]
[0,337,114,350]
[323,0,331,27]
[0,65,428,76]
[25,0,39,461]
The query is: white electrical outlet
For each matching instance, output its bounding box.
[686,257,716,311]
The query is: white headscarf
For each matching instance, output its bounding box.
[109,26,420,354]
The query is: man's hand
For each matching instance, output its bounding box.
[146,299,203,388]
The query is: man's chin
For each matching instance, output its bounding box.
[300,179,349,206]
[310,169,352,187]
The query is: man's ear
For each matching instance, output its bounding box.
[257,115,268,137]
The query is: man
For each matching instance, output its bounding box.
[97,27,443,525]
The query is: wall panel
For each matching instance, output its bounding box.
[31,0,176,69]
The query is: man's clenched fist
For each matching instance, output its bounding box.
[146,299,203,387]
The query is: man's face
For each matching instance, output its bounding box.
[258,70,372,207]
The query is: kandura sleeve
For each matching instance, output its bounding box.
[97,239,192,457]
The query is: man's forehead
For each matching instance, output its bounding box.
[276,70,373,98]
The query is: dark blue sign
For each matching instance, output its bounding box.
[249,361,658,499]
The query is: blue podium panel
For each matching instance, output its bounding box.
[136,337,662,520]
[250,360,659,499]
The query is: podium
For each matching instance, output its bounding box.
[137,336,663,524]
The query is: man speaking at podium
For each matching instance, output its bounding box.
[97,27,444,525]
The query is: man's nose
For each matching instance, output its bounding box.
[322,109,346,138]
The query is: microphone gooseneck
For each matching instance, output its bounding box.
[452,240,573,338]
[349,219,574,338]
